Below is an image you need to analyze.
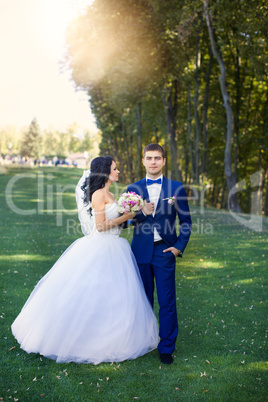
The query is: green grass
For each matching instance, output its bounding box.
[0,166,267,401]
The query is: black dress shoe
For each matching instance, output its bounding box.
[160,353,173,365]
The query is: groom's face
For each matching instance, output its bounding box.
[142,151,166,178]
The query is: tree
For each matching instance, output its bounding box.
[66,0,268,214]
[204,0,241,212]
[21,118,42,159]
[0,125,23,156]
[66,0,163,178]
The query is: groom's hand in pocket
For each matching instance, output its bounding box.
[163,247,181,258]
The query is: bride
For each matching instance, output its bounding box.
[11,156,159,364]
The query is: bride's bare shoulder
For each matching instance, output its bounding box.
[92,189,106,209]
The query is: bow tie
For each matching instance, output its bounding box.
[147,178,162,186]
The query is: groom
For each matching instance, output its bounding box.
[126,144,191,365]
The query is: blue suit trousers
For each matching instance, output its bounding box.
[138,241,178,355]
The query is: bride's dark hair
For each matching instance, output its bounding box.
[81,156,114,206]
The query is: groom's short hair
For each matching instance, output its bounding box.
[143,144,165,158]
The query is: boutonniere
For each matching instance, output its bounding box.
[163,196,176,206]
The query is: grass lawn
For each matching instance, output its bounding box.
[0,166,267,401]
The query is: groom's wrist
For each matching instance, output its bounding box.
[134,210,147,223]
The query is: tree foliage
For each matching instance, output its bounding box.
[21,118,42,159]
[1,120,100,161]
[66,0,268,214]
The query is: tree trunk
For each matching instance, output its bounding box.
[264,168,268,216]
[187,85,195,181]
[233,46,242,182]
[183,135,189,184]
[128,125,134,182]
[163,80,182,181]
[220,181,227,209]
[112,133,125,182]
[118,127,126,182]
[164,132,168,177]
[212,177,218,207]
[202,47,213,175]
[204,0,241,212]
[194,24,202,186]
[137,101,143,179]
[121,112,132,183]
[154,127,159,143]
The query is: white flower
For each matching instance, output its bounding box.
[163,196,177,206]
[117,192,144,214]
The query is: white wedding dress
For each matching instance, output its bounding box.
[11,202,159,364]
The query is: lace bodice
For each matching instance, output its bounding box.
[92,202,121,237]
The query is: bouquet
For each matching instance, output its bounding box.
[117,192,144,213]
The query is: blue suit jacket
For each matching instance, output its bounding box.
[126,176,192,264]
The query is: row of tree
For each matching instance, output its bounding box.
[0,118,100,160]
[66,0,268,214]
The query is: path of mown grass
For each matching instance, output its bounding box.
[0,167,267,401]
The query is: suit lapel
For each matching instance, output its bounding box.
[140,178,150,202]
[154,176,168,219]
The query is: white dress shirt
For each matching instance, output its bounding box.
[146,174,163,242]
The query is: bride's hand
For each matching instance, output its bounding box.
[124,212,136,220]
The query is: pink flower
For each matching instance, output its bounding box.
[163,195,176,206]
[117,191,144,214]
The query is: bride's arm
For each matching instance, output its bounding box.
[92,191,135,232]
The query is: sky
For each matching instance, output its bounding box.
[0,0,97,132]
